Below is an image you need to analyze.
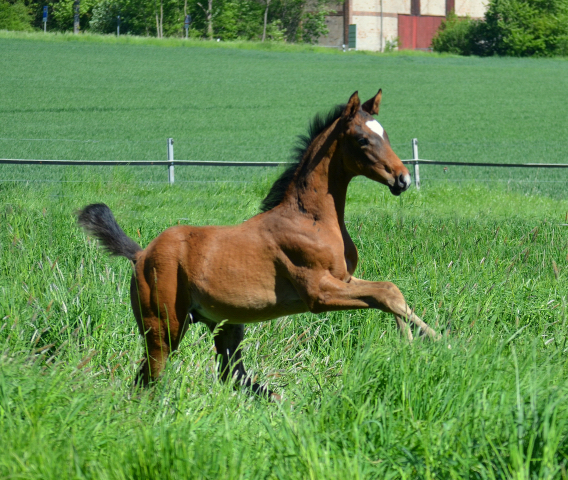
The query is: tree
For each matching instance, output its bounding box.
[433,0,568,56]
[267,0,332,43]
[0,0,33,30]
[90,0,183,36]
[261,0,269,40]
[21,0,331,43]
[197,0,212,38]
[73,0,79,33]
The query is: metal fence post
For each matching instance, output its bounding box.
[167,138,174,185]
[412,138,420,190]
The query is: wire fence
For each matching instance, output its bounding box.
[2,138,568,188]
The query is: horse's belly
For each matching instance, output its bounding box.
[192,277,307,324]
[195,300,306,324]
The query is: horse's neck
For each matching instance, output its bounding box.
[285,128,352,228]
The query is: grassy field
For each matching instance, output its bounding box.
[1,34,568,478]
[1,32,568,193]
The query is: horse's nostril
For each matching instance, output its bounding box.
[398,173,410,190]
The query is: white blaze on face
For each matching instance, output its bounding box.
[365,120,384,139]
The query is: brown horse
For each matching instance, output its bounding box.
[78,90,440,398]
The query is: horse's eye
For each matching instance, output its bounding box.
[357,138,369,147]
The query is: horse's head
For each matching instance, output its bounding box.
[339,90,411,196]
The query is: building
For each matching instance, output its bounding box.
[320,0,487,51]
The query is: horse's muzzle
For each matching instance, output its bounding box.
[389,173,411,196]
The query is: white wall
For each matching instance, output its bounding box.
[352,15,398,51]
[455,0,486,17]
[421,0,446,16]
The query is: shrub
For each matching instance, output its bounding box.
[265,19,286,41]
[483,0,568,56]
[0,0,33,31]
[300,6,329,44]
[384,36,399,52]
[433,0,568,56]
[431,12,483,55]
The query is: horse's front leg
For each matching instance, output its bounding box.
[205,322,280,400]
[306,274,440,341]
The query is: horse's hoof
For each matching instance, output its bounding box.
[270,392,283,402]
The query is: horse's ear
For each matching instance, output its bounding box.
[342,91,361,121]
[362,89,382,116]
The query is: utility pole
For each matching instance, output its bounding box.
[380,0,384,51]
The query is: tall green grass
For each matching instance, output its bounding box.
[2,176,568,478]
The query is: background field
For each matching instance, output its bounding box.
[1,33,568,193]
[1,33,568,479]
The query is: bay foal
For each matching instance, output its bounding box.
[78,90,440,397]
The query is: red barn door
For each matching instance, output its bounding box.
[398,15,444,50]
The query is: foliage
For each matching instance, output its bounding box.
[1,0,331,42]
[483,0,568,56]
[0,0,33,30]
[45,0,99,32]
[383,35,398,52]
[265,18,285,40]
[90,0,185,36]
[433,0,568,56]
[299,3,330,44]
[431,12,483,55]
[265,0,332,43]
[213,0,263,40]
[266,0,303,41]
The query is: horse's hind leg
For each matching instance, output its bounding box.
[130,273,190,387]
[131,277,170,386]
[135,333,170,386]
[206,322,278,399]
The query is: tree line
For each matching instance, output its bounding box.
[0,0,334,43]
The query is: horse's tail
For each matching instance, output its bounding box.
[77,203,142,262]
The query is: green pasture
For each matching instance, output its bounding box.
[1,32,568,193]
[1,33,568,478]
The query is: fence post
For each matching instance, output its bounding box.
[411,138,420,190]
[167,138,174,185]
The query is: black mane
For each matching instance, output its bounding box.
[259,103,345,212]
